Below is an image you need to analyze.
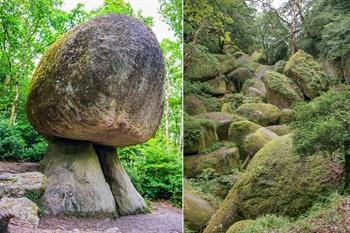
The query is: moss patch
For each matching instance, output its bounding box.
[235,103,281,126]
[284,50,329,98]
[263,70,303,109]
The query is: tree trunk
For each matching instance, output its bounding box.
[9,81,19,125]
[165,88,170,142]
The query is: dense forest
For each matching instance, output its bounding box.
[0,0,182,207]
[184,0,350,233]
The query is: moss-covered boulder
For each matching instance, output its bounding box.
[235,103,281,126]
[184,181,216,233]
[243,127,278,158]
[226,220,254,233]
[184,146,240,178]
[206,75,227,95]
[184,117,218,155]
[184,95,207,116]
[266,124,290,136]
[241,79,266,98]
[200,95,222,112]
[237,54,259,72]
[27,14,164,147]
[279,108,295,124]
[186,52,238,82]
[274,60,287,73]
[228,120,262,158]
[284,50,329,99]
[203,135,343,233]
[227,68,252,92]
[195,112,243,140]
[263,70,303,109]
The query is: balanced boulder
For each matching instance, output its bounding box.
[26,14,165,147]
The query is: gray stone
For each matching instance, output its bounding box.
[0,172,46,198]
[42,140,116,216]
[26,14,165,147]
[0,197,39,227]
[95,146,147,215]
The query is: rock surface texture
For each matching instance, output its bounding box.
[95,146,147,215]
[26,14,165,147]
[0,172,46,198]
[42,140,116,216]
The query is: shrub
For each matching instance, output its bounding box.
[118,136,182,207]
[0,116,47,162]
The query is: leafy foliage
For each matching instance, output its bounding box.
[118,137,182,206]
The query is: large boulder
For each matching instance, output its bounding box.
[226,220,254,233]
[227,68,252,92]
[42,139,116,216]
[184,117,218,155]
[243,127,278,158]
[235,103,281,126]
[266,124,290,136]
[0,172,46,198]
[184,181,216,233]
[206,76,227,95]
[94,146,147,215]
[184,146,240,178]
[203,135,343,233]
[186,52,238,82]
[184,95,207,116]
[263,70,304,109]
[284,50,329,99]
[0,197,40,227]
[228,120,261,159]
[195,112,243,140]
[26,14,164,147]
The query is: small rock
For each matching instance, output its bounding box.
[0,197,40,227]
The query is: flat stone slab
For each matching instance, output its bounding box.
[0,172,46,198]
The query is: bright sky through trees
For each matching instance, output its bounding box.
[62,0,175,42]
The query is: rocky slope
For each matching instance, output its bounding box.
[184,48,344,233]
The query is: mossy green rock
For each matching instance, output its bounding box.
[274,60,287,73]
[26,14,165,147]
[184,181,216,233]
[184,146,240,178]
[227,68,252,92]
[266,124,290,136]
[185,95,207,116]
[226,220,254,233]
[279,108,295,124]
[243,127,278,157]
[263,70,303,109]
[241,79,266,98]
[284,50,329,99]
[203,135,343,233]
[235,103,281,126]
[184,117,218,155]
[228,120,262,158]
[206,75,227,95]
[195,112,243,140]
[186,52,238,82]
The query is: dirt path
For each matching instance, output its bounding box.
[1,162,182,233]
[8,200,182,233]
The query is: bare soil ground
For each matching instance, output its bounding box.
[1,162,183,233]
